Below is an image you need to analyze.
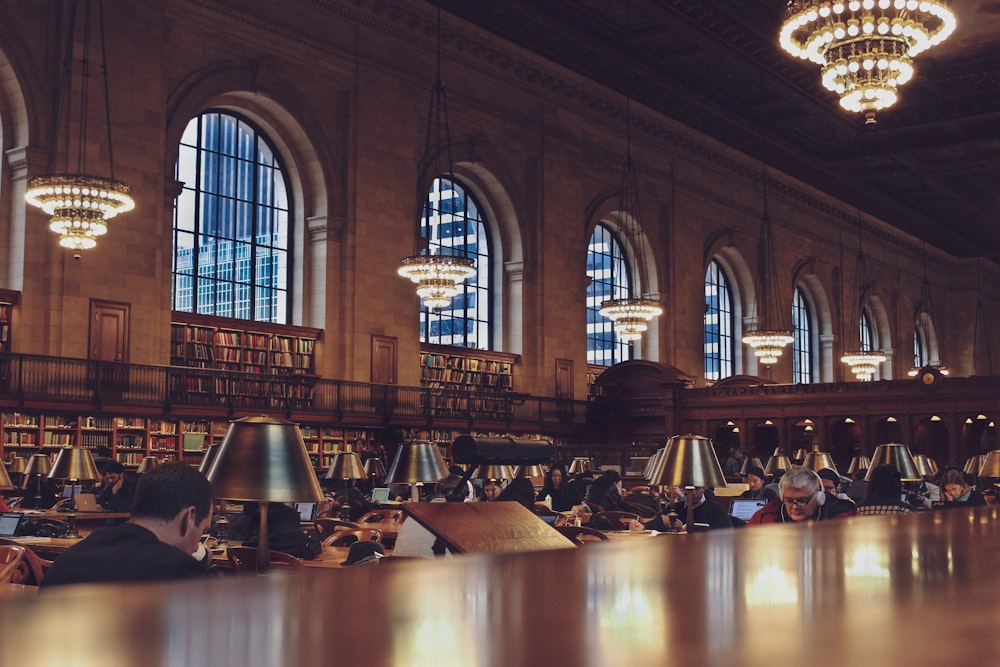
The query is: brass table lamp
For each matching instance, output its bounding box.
[48,447,100,538]
[385,441,448,502]
[648,434,727,531]
[867,443,922,482]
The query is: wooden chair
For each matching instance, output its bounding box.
[6,497,22,509]
[226,546,304,572]
[323,528,382,548]
[314,518,360,540]
[0,538,52,586]
[594,511,640,530]
[356,509,404,525]
[50,498,73,511]
[555,525,610,546]
[0,544,26,584]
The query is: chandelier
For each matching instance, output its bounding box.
[779,0,957,124]
[397,10,475,310]
[25,0,134,257]
[742,165,793,367]
[841,212,886,381]
[599,99,663,343]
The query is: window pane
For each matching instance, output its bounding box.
[586,224,632,366]
[172,112,290,323]
[418,177,491,348]
[792,287,814,383]
[705,260,734,381]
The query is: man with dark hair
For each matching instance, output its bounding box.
[96,460,137,512]
[42,462,215,587]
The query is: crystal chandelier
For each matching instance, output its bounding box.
[599,99,662,343]
[742,165,793,367]
[25,0,135,257]
[779,0,956,124]
[397,11,475,310]
[841,212,886,381]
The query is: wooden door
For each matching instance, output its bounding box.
[371,335,397,384]
[89,300,130,362]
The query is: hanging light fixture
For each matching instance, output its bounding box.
[841,211,886,381]
[25,0,135,258]
[397,9,475,310]
[779,0,956,125]
[598,97,662,343]
[742,165,793,367]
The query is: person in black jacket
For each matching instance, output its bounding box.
[536,463,580,511]
[42,462,215,588]
[584,470,625,511]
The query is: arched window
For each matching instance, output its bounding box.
[587,223,631,365]
[914,323,929,368]
[792,287,814,383]
[172,111,290,322]
[705,259,734,380]
[419,176,490,348]
[860,308,876,353]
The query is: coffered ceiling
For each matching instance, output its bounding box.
[430,0,1000,264]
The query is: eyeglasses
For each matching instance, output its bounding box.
[782,496,813,508]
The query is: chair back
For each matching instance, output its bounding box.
[0,544,26,584]
[555,525,609,546]
[227,546,304,572]
[593,511,639,530]
[323,528,383,548]
[356,509,404,525]
[314,518,361,540]
[855,504,912,516]
[0,538,52,586]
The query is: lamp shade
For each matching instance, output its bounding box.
[644,447,666,482]
[136,456,160,474]
[912,454,936,477]
[472,464,514,480]
[568,458,594,475]
[8,457,27,475]
[385,441,448,485]
[740,457,765,475]
[866,443,922,482]
[21,454,52,485]
[0,461,13,491]
[648,434,727,488]
[47,448,100,482]
[325,451,367,480]
[802,450,838,474]
[847,456,872,476]
[793,448,808,462]
[978,451,1000,479]
[363,457,387,479]
[204,416,323,502]
[764,452,792,477]
[198,445,220,475]
[963,455,985,476]
[514,464,544,478]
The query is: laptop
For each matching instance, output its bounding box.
[74,493,103,512]
[371,487,391,503]
[62,484,83,498]
[729,498,768,522]
[293,502,318,523]
[0,512,23,537]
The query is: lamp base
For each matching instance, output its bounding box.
[64,512,82,539]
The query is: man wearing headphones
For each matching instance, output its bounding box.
[747,465,858,525]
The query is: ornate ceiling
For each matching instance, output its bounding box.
[431,0,1000,264]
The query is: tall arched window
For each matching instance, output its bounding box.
[792,287,814,383]
[419,176,490,348]
[860,308,876,353]
[587,223,631,365]
[705,259,734,381]
[914,324,928,368]
[172,111,290,322]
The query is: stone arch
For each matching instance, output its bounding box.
[792,264,835,382]
[164,59,336,328]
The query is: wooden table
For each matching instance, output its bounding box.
[4,508,1000,665]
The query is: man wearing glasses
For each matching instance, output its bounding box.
[747,465,857,525]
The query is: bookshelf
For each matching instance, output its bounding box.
[170,311,322,375]
[0,288,19,353]
[419,344,518,418]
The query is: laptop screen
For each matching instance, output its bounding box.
[0,512,23,537]
[63,483,83,498]
[730,499,768,522]
[293,502,317,523]
[371,487,390,503]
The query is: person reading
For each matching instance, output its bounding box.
[41,462,215,587]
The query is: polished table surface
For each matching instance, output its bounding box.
[3,507,1000,665]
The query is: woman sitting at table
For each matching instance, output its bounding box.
[940,469,987,507]
[535,464,579,512]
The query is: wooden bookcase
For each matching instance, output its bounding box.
[170,311,322,375]
[0,411,384,473]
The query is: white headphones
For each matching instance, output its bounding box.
[810,469,826,506]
